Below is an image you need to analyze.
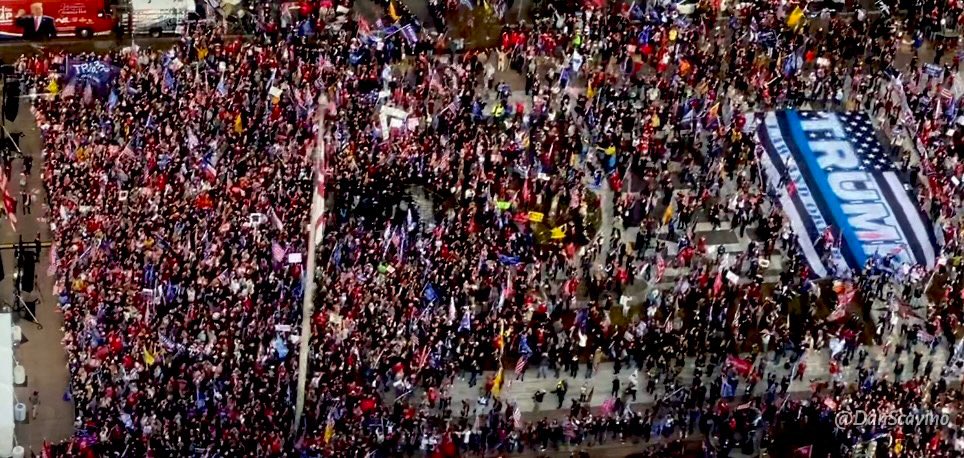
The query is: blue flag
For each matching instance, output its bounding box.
[721,377,735,398]
[756,110,938,278]
[519,334,532,356]
[163,69,176,91]
[400,23,418,45]
[196,386,207,410]
[216,76,228,97]
[107,90,118,111]
[65,58,118,95]
[424,284,438,303]
[274,335,289,359]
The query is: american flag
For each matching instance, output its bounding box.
[268,207,284,232]
[272,241,287,263]
[0,168,16,229]
[47,242,58,276]
[199,154,217,181]
[655,254,666,281]
[514,356,528,376]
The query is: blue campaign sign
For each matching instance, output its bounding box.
[65,59,118,93]
[923,63,944,78]
[757,110,938,278]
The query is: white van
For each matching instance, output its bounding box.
[129,0,196,37]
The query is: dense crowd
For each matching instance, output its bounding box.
[13,0,964,456]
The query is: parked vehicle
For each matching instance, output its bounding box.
[129,0,195,37]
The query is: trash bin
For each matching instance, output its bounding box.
[13,363,25,385]
[12,445,24,458]
[14,403,26,422]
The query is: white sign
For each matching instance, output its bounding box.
[248,213,266,226]
[379,106,409,135]
[287,253,303,264]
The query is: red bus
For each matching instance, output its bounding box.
[0,0,116,39]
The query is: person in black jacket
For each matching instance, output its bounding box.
[14,3,56,41]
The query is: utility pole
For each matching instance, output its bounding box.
[294,95,328,432]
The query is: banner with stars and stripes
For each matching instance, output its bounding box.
[757,110,938,278]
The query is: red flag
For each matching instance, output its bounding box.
[416,346,429,370]
[726,355,752,376]
[827,304,848,322]
[838,288,856,306]
[0,169,16,229]
[712,271,724,295]
[793,445,813,458]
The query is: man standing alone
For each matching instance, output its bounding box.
[15,3,56,40]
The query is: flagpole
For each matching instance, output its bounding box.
[294,95,328,432]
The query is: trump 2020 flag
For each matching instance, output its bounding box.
[65,58,118,94]
[757,111,938,278]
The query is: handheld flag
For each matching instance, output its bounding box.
[550,225,566,239]
[388,0,401,21]
[492,366,504,397]
[661,204,674,225]
[787,7,804,28]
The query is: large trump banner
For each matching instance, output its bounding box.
[757,110,938,278]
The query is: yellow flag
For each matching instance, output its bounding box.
[324,420,335,443]
[388,0,400,21]
[47,79,59,95]
[586,79,595,99]
[669,28,678,41]
[492,366,504,397]
[143,347,155,366]
[707,102,720,120]
[234,114,243,133]
[528,211,544,223]
[662,204,674,225]
[550,225,566,239]
[787,7,804,28]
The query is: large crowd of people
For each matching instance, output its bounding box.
[12,0,964,456]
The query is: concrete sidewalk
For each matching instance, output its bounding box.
[0,86,74,454]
